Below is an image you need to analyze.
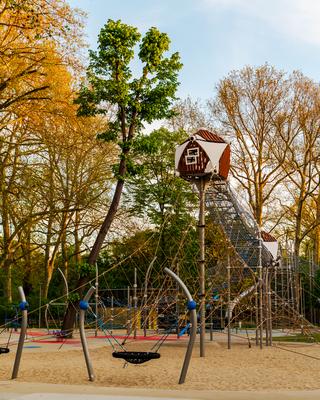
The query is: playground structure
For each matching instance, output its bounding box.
[78,267,197,384]
[1,128,320,385]
[175,129,231,357]
[0,266,199,384]
[175,129,318,349]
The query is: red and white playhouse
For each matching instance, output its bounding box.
[175,129,231,180]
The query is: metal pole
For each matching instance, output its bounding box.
[12,287,28,379]
[58,267,69,300]
[143,304,148,337]
[197,178,206,357]
[95,263,99,337]
[268,270,272,346]
[133,267,137,339]
[281,258,284,326]
[110,295,114,334]
[264,268,270,346]
[255,282,259,346]
[309,258,313,323]
[209,302,213,341]
[286,258,290,325]
[227,254,231,349]
[127,286,130,335]
[258,231,263,349]
[300,275,304,318]
[38,284,41,329]
[278,256,285,329]
[79,286,95,382]
[265,269,269,346]
[142,257,156,337]
[164,267,197,385]
[274,264,277,329]
[176,262,180,339]
[289,265,295,324]
[312,254,316,323]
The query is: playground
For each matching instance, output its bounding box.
[2,2,320,399]
[2,329,320,392]
[1,129,320,397]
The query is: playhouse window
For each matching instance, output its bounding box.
[185,156,197,165]
[187,148,199,156]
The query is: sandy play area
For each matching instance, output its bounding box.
[1,330,320,393]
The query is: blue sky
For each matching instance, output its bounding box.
[68,0,320,101]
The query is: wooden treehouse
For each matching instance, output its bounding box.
[175,129,230,181]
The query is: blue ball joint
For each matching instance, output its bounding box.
[187,300,197,310]
[19,301,29,311]
[79,300,89,310]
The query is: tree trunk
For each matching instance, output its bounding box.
[88,180,125,265]
[1,189,13,302]
[21,228,33,297]
[74,209,81,264]
[43,258,56,299]
[43,210,69,299]
[43,215,53,299]
[3,257,13,303]
[62,157,127,337]
[61,230,69,298]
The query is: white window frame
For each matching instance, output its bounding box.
[185,155,197,165]
[187,148,199,157]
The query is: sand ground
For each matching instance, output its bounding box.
[1,330,320,399]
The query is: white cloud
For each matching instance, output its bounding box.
[200,0,320,46]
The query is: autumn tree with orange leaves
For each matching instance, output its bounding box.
[0,1,116,303]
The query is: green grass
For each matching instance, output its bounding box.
[273,333,320,343]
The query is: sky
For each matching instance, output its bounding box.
[68,0,320,102]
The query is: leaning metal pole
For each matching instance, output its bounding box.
[57,267,69,299]
[197,177,206,357]
[164,267,197,385]
[79,286,96,382]
[12,286,28,379]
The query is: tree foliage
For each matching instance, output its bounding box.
[74,19,182,266]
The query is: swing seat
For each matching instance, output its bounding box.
[112,351,160,364]
[0,347,9,354]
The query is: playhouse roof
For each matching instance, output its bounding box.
[261,231,277,242]
[194,129,226,143]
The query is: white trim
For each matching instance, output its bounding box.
[200,142,227,173]
[185,155,198,165]
[263,241,278,259]
[175,142,189,170]
[175,137,228,175]
[187,148,199,157]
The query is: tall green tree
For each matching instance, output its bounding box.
[126,128,197,263]
[62,19,182,335]
[76,19,182,266]
[127,129,193,221]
